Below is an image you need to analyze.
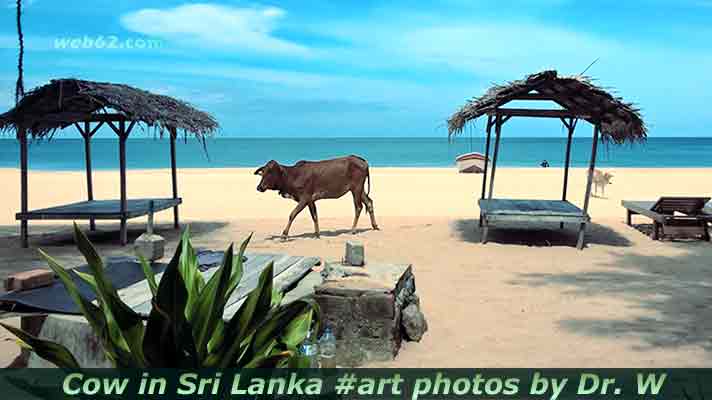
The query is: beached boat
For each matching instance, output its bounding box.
[455,152,488,173]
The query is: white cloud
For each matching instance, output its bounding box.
[120,3,309,56]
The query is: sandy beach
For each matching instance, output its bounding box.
[1,167,711,367]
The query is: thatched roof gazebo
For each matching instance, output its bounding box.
[448,70,646,249]
[0,79,219,247]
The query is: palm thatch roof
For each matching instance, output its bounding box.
[448,70,646,144]
[0,78,219,138]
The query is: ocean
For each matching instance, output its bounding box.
[0,137,710,170]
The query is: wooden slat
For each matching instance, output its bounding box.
[128,253,281,315]
[16,198,182,220]
[480,199,584,216]
[221,255,302,311]
[652,197,710,214]
[486,214,588,224]
[223,256,319,319]
[491,108,592,119]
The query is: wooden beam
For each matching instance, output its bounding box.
[22,113,130,125]
[19,126,28,248]
[511,93,560,101]
[88,121,104,136]
[560,117,571,130]
[106,120,121,135]
[491,108,592,119]
[577,124,600,250]
[73,122,86,136]
[479,115,494,228]
[562,117,576,202]
[169,126,180,229]
[125,120,137,136]
[118,120,128,245]
[487,114,503,200]
[84,121,95,231]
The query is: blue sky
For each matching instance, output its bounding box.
[1,0,712,138]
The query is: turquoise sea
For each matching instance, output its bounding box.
[0,137,710,170]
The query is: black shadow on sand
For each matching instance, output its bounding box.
[452,219,633,248]
[510,243,712,358]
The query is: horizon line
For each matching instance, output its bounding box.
[0,136,710,140]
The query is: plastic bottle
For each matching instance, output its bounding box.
[318,326,337,368]
[299,330,319,368]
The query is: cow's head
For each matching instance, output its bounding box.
[254,160,285,192]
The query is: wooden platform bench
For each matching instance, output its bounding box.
[15,198,181,246]
[479,199,591,249]
[621,197,712,241]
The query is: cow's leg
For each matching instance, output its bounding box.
[308,202,320,238]
[282,200,308,239]
[362,193,379,230]
[350,191,364,234]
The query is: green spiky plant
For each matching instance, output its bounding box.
[0,223,319,368]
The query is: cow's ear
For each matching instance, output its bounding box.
[254,166,265,176]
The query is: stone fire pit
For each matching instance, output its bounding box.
[315,261,427,367]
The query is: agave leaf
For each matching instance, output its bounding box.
[143,235,197,367]
[178,227,204,319]
[137,252,158,297]
[191,243,234,360]
[72,223,146,367]
[280,309,313,350]
[225,234,250,299]
[37,249,135,367]
[0,322,80,369]
[73,270,97,291]
[213,262,274,368]
[243,338,279,368]
[71,270,134,359]
[244,349,292,368]
[38,249,106,340]
[271,287,284,308]
[207,319,225,354]
[252,299,319,353]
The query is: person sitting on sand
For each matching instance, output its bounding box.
[540,160,550,168]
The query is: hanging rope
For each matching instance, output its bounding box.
[15,0,25,105]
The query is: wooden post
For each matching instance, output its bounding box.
[577,124,600,250]
[487,114,502,200]
[562,118,576,201]
[118,120,128,246]
[479,116,493,228]
[83,121,95,231]
[19,126,28,248]
[169,127,179,229]
[480,116,493,200]
[560,118,576,229]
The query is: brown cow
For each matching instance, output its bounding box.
[255,155,379,239]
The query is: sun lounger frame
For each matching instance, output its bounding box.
[621,198,711,240]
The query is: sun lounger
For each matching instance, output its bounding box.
[621,197,712,241]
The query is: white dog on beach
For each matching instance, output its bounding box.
[592,169,613,197]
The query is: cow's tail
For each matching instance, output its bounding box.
[366,168,371,196]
